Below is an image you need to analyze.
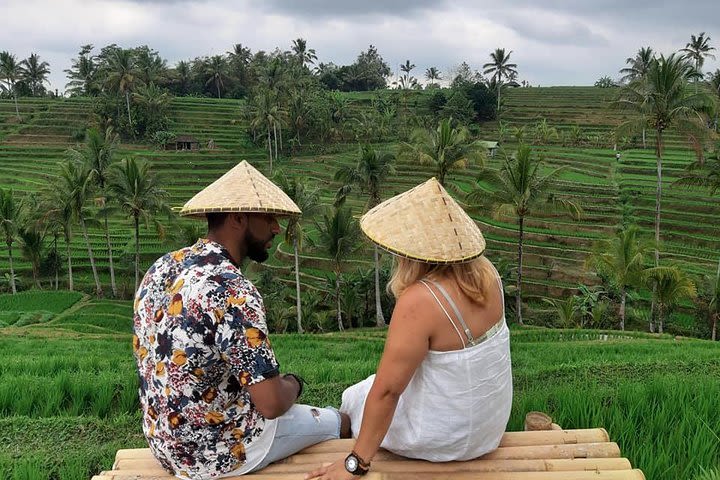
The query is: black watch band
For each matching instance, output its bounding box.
[344,451,370,476]
[283,373,305,399]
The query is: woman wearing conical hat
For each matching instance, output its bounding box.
[306,178,513,479]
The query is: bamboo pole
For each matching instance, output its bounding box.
[111,457,633,475]
[113,429,611,464]
[114,442,618,469]
[94,469,646,480]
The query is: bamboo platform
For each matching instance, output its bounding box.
[93,427,645,479]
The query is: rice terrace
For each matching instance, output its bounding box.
[1,30,720,480]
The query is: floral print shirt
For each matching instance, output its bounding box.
[133,239,280,479]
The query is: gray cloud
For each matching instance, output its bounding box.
[258,0,442,19]
[2,0,719,91]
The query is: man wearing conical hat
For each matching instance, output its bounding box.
[133,161,350,479]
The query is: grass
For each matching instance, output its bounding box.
[1,296,720,480]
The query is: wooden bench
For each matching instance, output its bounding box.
[95,428,645,479]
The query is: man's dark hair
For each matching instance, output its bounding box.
[206,212,230,231]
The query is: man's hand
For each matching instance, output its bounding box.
[304,460,358,480]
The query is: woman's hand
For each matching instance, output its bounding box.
[304,460,359,480]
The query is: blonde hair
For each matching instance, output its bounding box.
[387,255,495,306]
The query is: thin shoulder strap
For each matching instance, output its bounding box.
[426,280,477,345]
[419,280,466,348]
[488,262,506,319]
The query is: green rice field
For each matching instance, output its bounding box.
[0,291,719,480]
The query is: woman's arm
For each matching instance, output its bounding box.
[305,285,433,479]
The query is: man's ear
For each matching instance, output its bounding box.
[232,212,248,229]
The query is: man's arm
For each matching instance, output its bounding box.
[246,374,301,419]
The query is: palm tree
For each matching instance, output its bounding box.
[681,32,716,83]
[18,227,44,289]
[313,206,361,331]
[425,67,442,87]
[132,82,172,132]
[291,38,317,68]
[0,51,22,120]
[105,48,140,126]
[335,145,396,327]
[0,188,22,294]
[483,48,518,112]
[204,55,228,99]
[135,47,167,85]
[644,265,697,334]
[396,60,417,90]
[616,54,713,270]
[274,172,321,333]
[172,60,192,96]
[619,47,655,83]
[108,157,169,291]
[400,118,485,186]
[68,127,119,296]
[466,145,581,325]
[249,89,285,173]
[60,160,103,296]
[588,227,648,330]
[19,53,51,96]
[64,45,99,96]
[39,180,75,290]
[533,118,559,145]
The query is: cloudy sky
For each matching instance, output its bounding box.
[3,0,720,93]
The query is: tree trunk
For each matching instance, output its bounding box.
[80,218,102,296]
[497,83,501,113]
[619,288,626,331]
[649,128,663,330]
[657,305,664,334]
[712,314,717,342]
[216,80,221,99]
[7,241,16,294]
[13,90,20,121]
[714,258,720,341]
[336,271,343,331]
[294,237,303,334]
[642,128,646,149]
[65,230,73,291]
[374,246,385,327]
[273,122,279,170]
[135,215,140,293]
[125,91,132,127]
[267,127,273,174]
[654,129,663,267]
[516,216,524,325]
[104,214,117,297]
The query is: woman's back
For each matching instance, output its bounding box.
[341,262,513,461]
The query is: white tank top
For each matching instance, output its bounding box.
[340,272,513,461]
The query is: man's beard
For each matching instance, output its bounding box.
[244,228,272,263]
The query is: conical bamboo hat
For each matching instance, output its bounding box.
[179,161,301,218]
[360,178,485,264]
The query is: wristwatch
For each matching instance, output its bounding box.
[344,451,370,476]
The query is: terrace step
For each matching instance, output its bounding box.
[99,427,644,479]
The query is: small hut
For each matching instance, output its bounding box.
[166,135,200,151]
[479,140,499,158]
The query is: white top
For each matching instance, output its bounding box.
[340,274,513,462]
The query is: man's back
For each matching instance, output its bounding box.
[133,238,280,479]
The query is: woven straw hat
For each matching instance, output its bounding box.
[360,178,485,264]
[179,161,301,218]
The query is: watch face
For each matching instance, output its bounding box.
[345,456,358,472]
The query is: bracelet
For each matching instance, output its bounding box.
[283,373,305,399]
